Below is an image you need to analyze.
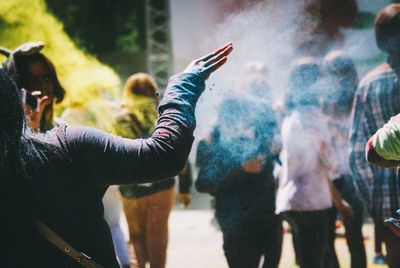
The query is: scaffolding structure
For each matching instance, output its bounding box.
[145,0,172,91]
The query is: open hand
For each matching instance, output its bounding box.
[25,91,50,131]
[183,43,233,81]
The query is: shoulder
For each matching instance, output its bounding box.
[359,63,397,88]
[26,126,74,165]
[38,125,68,146]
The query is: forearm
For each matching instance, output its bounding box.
[68,74,204,185]
[116,73,205,182]
[366,137,400,168]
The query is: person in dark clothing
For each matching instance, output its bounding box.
[373,225,386,264]
[196,93,282,268]
[0,43,233,268]
[321,50,366,268]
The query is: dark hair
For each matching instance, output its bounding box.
[375,4,400,55]
[9,53,66,131]
[123,72,158,99]
[0,69,26,180]
[0,68,39,265]
[285,57,321,110]
[322,50,358,116]
[14,53,65,102]
[0,67,70,265]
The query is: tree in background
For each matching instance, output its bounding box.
[45,0,147,80]
[0,0,120,121]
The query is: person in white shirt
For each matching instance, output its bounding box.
[276,58,333,268]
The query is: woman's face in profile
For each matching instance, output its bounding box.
[26,60,54,103]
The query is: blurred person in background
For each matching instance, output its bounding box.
[321,50,366,268]
[113,73,192,268]
[195,74,282,268]
[0,41,65,132]
[102,185,132,268]
[277,57,351,268]
[348,4,400,267]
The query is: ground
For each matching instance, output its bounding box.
[167,209,386,268]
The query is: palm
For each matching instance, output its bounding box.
[184,43,233,81]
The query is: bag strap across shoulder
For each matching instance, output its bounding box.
[35,218,104,268]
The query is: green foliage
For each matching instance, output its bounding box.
[117,30,139,54]
[0,0,121,116]
[45,0,141,54]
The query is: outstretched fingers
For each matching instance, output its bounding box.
[204,56,228,75]
[183,42,233,80]
[197,42,233,62]
[205,44,233,67]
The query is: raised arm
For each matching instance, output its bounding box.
[65,43,233,186]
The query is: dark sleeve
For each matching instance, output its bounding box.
[178,162,192,194]
[63,73,205,186]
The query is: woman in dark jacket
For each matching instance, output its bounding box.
[0,43,232,268]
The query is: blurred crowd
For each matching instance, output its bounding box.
[3,3,400,268]
[195,3,400,268]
